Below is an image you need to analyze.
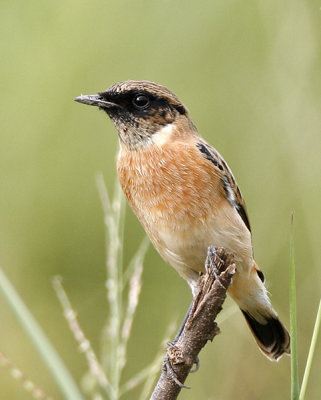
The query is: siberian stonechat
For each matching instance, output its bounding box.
[75,80,290,361]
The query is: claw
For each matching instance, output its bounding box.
[205,246,225,288]
[164,355,190,389]
[190,356,200,373]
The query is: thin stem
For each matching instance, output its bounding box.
[111,183,126,399]
[299,297,321,400]
[96,174,125,400]
[290,213,300,400]
[52,277,112,398]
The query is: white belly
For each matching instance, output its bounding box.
[150,202,253,292]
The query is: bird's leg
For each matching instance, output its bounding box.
[165,300,200,384]
[170,302,194,345]
[166,290,203,377]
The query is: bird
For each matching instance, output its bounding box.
[74,80,290,361]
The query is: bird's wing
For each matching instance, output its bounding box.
[196,140,251,232]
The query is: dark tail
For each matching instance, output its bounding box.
[241,310,291,361]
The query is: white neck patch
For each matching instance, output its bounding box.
[152,123,174,147]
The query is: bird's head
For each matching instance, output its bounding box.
[75,80,195,150]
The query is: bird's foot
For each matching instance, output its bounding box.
[164,344,190,389]
[205,246,226,288]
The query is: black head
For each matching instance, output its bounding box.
[74,80,188,150]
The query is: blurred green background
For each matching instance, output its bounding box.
[1,0,320,399]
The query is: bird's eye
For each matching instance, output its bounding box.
[132,94,150,110]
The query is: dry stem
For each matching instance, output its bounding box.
[150,246,236,400]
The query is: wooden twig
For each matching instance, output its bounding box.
[150,246,236,400]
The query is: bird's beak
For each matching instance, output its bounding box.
[74,94,118,109]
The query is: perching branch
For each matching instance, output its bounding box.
[150,246,236,400]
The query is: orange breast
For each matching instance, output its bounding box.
[117,141,225,234]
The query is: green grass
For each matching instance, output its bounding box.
[0,267,84,400]
[289,215,321,400]
[289,214,299,400]
[299,297,321,400]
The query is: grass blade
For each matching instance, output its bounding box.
[289,214,300,400]
[299,297,321,400]
[0,267,84,400]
